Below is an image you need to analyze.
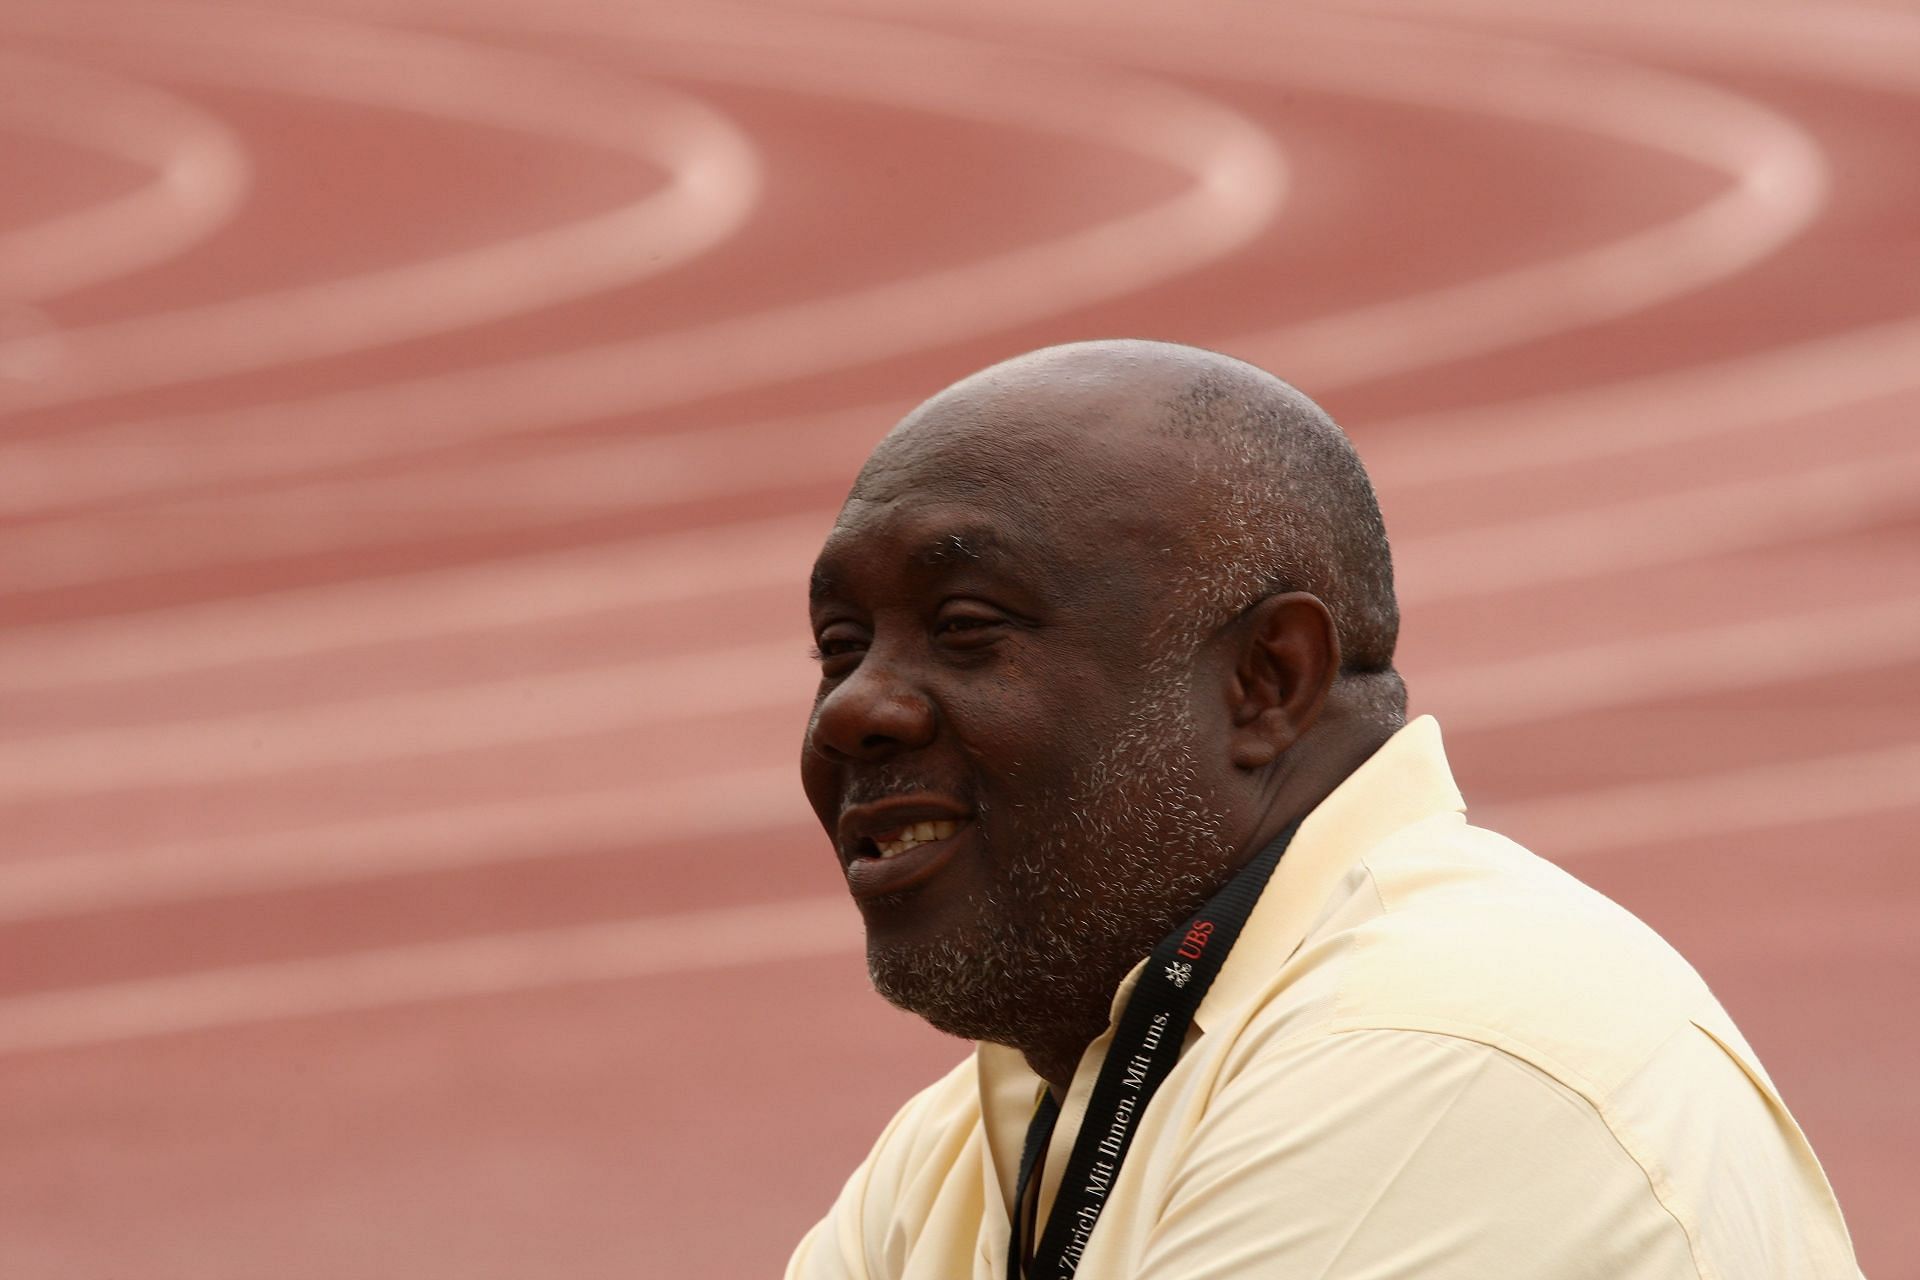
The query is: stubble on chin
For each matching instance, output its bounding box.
[866,664,1230,1055]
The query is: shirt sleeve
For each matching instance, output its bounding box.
[784,1072,955,1280]
[783,1113,902,1280]
[785,1151,875,1280]
[1133,1028,1701,1279]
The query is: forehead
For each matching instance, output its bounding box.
[812,409,1197,600]
[810,505,1054,602]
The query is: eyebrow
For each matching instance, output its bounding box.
[913,530,999,568]
[809,527,1016,604]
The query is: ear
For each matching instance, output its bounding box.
[1224,592,1340,769]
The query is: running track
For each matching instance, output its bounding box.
[1,1,1915,1275]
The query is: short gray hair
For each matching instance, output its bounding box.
[1161,362,1406,726]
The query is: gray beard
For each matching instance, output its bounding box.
[866,662,1231,1054]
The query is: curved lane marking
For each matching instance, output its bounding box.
[0,406,871,592]
[2,587,1917,915]
[0,47,248,304]
[1350,0,1920,95]
[0,893,861,1059]
[0,509,827,691]
[0,635,811,797]
[818,0,1830,388]
[3,2,1920,921]
[0,3,1285,508]
[1392,442,1920,602]
[0,1,762,413]
[2,392,1913,694]
[4,355,1914,601]
[1362,314,1920,488]
[0,737,1914,1056]
[0,766,804,924]
[1484,742,1920,860]
[0,7,1830,562]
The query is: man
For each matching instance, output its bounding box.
[791,340,1860,1278]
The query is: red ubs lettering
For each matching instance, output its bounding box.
[1176,920,1214,960]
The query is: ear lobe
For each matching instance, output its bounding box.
[1225,593,1339,770]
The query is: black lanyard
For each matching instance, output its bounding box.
[1006,822,1298,1280]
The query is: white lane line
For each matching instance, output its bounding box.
[0,764,806,924]
[0,2,1285,508]
[0,47,248,304]
[1,736,1915,1058]
[8,282,1912,612]
[1233,51,1823,388]
[0,0,1904,1059]
[1361,314,1920,489]
[0,637,812,797]
[16,269,1901,602]
[6,0,1829,517]
[0,408,860,595]
[0,893,859,1059]
[1418,593,1920,733]
[0,0,1881,537]
[1483,741,1920,860]
[0,1,762,414]
[0,509,825,691]
[1394,443,1920,603]
[841,0,1829,389]
[0,4,1834,570]
[3,589,1916,915]
[2,413,1912,705]
[5,278,1914,596]
[1349,0,1920,96]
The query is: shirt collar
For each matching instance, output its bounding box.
[975,715,1465,1189]
[1195,714,1464,1028]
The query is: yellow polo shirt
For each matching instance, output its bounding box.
[788,717,1861,1279]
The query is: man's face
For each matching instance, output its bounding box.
[800,414,1237,1050]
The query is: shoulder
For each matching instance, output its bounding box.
[1200,818,1860,1278]
[1148,1026,1704,1278]
[1329,815,1719,1097]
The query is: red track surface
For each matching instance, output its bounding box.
[2,1,1916,1275]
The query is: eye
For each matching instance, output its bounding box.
[935,602,1009,646]
[809,623,867,674]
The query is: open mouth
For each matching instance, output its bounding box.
[844,819,970,900]
[868,819,961,860]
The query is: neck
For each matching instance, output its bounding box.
[1025,1048,1085,1100]
[1238,713,1394,872]
[1015,711,1396,1097]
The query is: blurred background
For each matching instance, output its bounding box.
[2,0,1915,1274]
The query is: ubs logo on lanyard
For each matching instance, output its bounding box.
[1175,920,1214,959]
[1166,919,1215,985]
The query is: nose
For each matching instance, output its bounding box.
[807,653,937,763]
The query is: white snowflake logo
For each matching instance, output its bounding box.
[1164,960,1193,989]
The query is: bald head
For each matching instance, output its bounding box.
[866,339,1404,723]
[804,340,1404,1071]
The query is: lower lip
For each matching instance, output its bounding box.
[843,823,970,900]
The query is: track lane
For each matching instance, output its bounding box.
[0,2,764,415]
[0,48,249,304]
[0,1,1910,1275]
[6,419,1912,798]
[0,4,1286,495]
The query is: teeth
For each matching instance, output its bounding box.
[872,819,959,859]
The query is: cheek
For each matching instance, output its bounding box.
[943,669,1106,789]
[798,723,839,828]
